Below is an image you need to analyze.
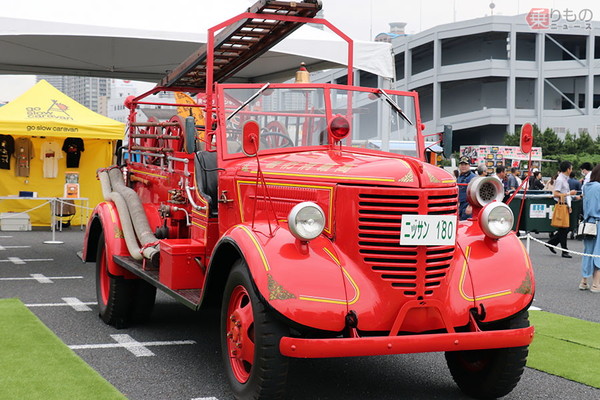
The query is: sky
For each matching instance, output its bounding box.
[1,0,599,102]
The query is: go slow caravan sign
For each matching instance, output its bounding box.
[25,99,79,134]
[0,79,124,139]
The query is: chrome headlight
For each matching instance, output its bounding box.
[288,202,325,241]
[467,176,504,208]
[479,202,514,239]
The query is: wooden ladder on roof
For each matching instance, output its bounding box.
[160,0,322,89]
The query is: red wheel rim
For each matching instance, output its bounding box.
[226,285,255,383]
[99,249,110,305]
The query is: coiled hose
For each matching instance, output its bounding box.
[98,167,160,265]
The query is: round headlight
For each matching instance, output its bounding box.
[288,202,326,241]
[479,202,514,239]
[467,177,504,208]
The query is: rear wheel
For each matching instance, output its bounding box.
[445,311,530,399]
[131,280,156,323]
[95,232,136,328]
[221,260,289,400]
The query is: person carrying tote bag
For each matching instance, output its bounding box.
[546,161,577,258]
[551,198,570,228]
[580,164,600,292]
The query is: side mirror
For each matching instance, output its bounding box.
[520,122,533,154]
[242,120,260,157]
[442,125,453,158]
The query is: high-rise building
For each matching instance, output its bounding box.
[36,75,65,92]
[36,75,109,114]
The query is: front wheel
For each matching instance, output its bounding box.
[95,231,137,329]
[445,311,530,399]
[221,260,289,400]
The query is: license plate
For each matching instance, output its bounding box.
[400,215,457,246]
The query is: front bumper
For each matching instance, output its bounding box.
[280,326,534,358]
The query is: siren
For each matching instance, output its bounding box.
[294,62,311,83]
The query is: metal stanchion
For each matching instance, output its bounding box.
[43,198,63,245]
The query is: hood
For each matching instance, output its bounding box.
[236,150,456,188]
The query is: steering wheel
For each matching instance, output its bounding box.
[260,131,294,149]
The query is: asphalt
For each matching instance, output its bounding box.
[0,226,599,400]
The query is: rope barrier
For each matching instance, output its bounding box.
[53,197,94,211]
[0,201,52,220]
[523,233,600,259]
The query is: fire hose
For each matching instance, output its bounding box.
[98,167,160,265]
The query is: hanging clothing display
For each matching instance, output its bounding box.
[62,137,85,168]
[40,140,63,178]
[0,134,15,170]
[14,137,34,177]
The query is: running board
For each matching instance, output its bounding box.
[113,255,202,311]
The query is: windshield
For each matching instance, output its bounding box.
[219,85,420,156]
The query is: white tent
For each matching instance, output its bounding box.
[0,1,393,83]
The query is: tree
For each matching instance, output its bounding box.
[563,132,578,154]
[540,128,561,155]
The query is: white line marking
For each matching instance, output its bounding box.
[111,334,156,357]
[0,236,13,238]
[25,299,97,311]
[529,305,542,311]
[0,274,83,283]
[68,334,196,357]
[62,297,94,311]
[0,245,31,250]
[0,258,54,263]
[192,397,220,400]
[31,273,53,283]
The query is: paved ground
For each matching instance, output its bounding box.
[1,227,599,399]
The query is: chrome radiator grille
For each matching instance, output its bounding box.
[357,189,457,297]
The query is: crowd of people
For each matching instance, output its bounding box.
[455,159,600,293]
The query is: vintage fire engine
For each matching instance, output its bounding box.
[83,1,535,399]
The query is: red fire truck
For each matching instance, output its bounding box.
[83,1,535,399]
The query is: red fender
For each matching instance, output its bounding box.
[447,221,535,323]
[221,223,353,332]
[87,201,137,279]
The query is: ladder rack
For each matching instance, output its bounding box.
[160,0,322,88]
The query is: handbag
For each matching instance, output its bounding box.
[577,220,597,239]
[551,199,570,228]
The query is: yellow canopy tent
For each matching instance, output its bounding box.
[0,79,124,226]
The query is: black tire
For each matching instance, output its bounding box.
[95,231,136,329]
[221,260,289,400]
[131,280,157,323]
[445,311,530,399]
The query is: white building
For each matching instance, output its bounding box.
[315,13,600,150]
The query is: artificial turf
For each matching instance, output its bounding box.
[528,310,600,388]
[0,298,125,400]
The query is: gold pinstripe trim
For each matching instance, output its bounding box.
[298,247,360,305]
[243,170,395,182]
[236,180,334,234]
[322,247,340,265]
[107,202,117,223]
[192,221,207,229]
[236,225,270,271]
[459,246,512,301]
[129,168,167,179]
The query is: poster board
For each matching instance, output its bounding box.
[459,145,542,173]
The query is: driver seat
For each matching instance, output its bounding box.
[193,151,219,216]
